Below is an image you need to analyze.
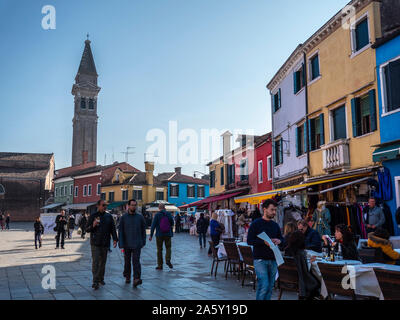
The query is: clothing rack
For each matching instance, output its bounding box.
[325,201,368,206]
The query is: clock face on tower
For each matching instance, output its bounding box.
[71,39,101,167]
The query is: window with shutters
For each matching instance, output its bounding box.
[351,90,377,137]
[133,190,143,200]
[258,160,263,184]
[55,187,58,197]
[309,53,320,81]
[83,185,87,197]
[122,190,128,201]
[88,184,92,196]
[220,167,224,186]
[274,138,283,166]
[170,184,179,197]
[64,185,67,196]
[351,14,370,55]
[156,191,164,200]
[97,183,101,195]
[309,115,324,151]
[74,186,78,197]
[197,185,205,198]
[267,156,272,181]
[296,124,305,156]
[273,89,281,112]
[331,105,347,141]
[240,159,248,181]
[210,171,215,188]
[294,64,305,94]
[382,58,400,113]
[60,186,63,196]
[101,193,106,201]
[187,185,195,198]
[109,191,114,202]
[227,164,235,185]
[70,184,73,196]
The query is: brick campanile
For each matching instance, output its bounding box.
[71,38,101,166]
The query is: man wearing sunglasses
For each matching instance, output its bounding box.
[86,199,118,290]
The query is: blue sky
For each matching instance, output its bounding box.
[0,0,349,174]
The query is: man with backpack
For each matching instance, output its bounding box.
[149,203,174,270]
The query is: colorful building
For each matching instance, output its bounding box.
[157,167,209,208]
[267,45,309,190]
[372,28,400,235]
[101,162,167,212]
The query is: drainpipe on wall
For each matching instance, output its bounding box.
[303,50,310,179]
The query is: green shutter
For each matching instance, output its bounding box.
[304,122,308,152]
[308,119,313,151]
[320,113,325,145]
[278,88,281,109]
[369,89,377,131]
[351,98,359,137]
[273,141,276,166]
[295,127,300,157]
[271,94,275,113]
[279,138,283,165]
[302,63,306,87]
[293,71,298,94]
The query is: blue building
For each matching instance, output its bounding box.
[373,28,400,235]
[157,167,209,209]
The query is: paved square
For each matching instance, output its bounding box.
[0,222,296,300]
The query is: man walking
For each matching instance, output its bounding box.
[55,210,67,249]
[118,199,146,287]
[67,214,75,239]
[79,212,88,239]
[196,213,209,249]
[34,217,44,249]
[86,200,118,290]
[247,199,283,300]
[5,214,10,230]
[364,197,386,234]
[175,213,182,233]
[149,203,174,270]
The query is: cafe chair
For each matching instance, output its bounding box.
[317,263,356,300]
[358,246,386,264]
[277,256,299,300]
[209,240,227,278]
[373,268,400,300]
[224,241,243,281]
[222,238,236,242]
[238,245,256,290]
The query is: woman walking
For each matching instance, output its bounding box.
[34,217,44,249]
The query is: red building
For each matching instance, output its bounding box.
[254,133,273,193]
[72,166,102,205]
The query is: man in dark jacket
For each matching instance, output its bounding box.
[67,214,75,239]
[34,217,44,249]
[297,219,322,253]
[86,200,118,290]
[79,213,88,239]
[118,199,146,287]
[149,203,174,270]
[196,213,209,249]
[55,210,67,249]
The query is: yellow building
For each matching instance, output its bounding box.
[101,162,167,211]
[207,157,226,196]
[304,0,383,183]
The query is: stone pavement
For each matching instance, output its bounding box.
[0,222,297,300]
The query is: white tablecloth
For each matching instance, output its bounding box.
[217,241,251,259]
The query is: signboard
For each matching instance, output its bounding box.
[40,212,59,234]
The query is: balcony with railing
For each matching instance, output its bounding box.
[322,139,350,172]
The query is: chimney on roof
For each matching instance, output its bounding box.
[175,167,181,174]
[145,161,154,185]
[221,131,233,163]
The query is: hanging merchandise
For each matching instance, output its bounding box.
[374,167,393,201]
[216,209,234,239]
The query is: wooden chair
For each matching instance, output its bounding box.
[373,268,400,300]
[238,245,256,290]
[317,263,356,300]
[358,246,386,264]
[222,238,236,242]
[224,241,243,280]
[277,256,299,300]
[209,240,227,278]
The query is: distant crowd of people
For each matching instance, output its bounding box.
[0,212,10,231]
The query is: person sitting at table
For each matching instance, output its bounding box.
[368,228,400,265]
[322,224,360,261]
[279,222,297,252]
[285,231,321,300]
[297,219,322,253]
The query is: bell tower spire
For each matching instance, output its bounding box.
[71,37,101,166]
